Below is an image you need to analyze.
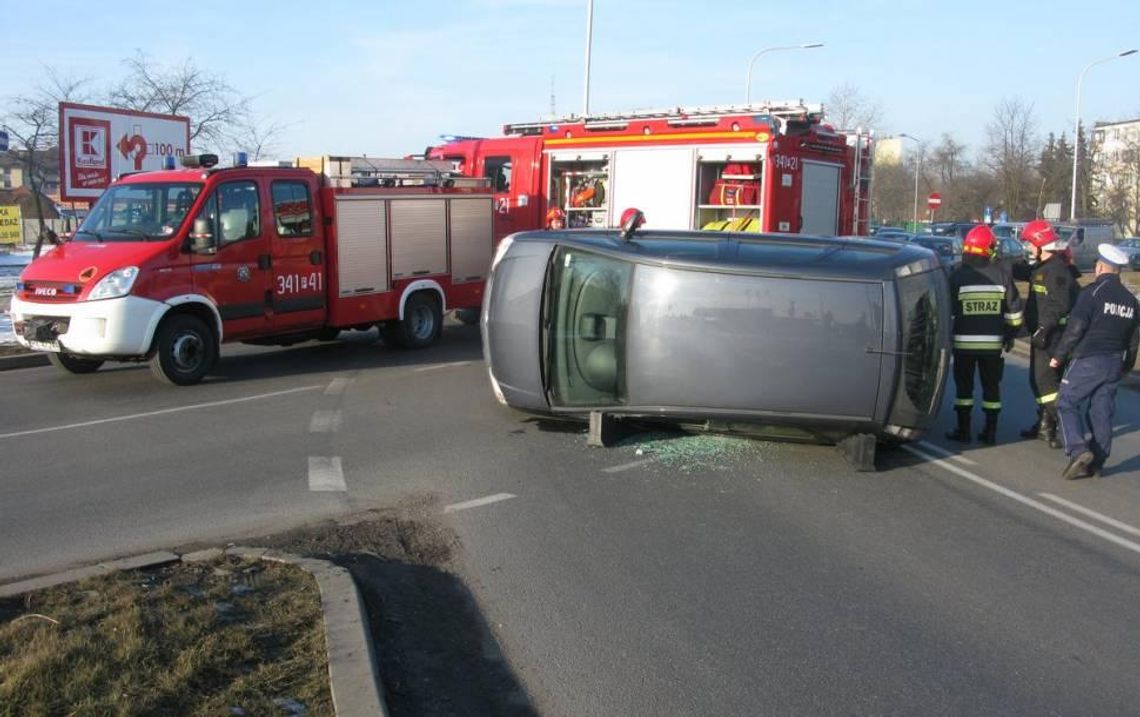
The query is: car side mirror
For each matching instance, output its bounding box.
[189,218,216,254]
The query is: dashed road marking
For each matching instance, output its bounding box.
[413,361,472,373]
[0,386,323,441]
[309,410,343,433]
[444,493,517,514]
[325,377,353,396]
[602,458,656,473]
[916,440,977,466]
[308,457,347,492]
[904,444,1140,557]
[1040,493,1140,539]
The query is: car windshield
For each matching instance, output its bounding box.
[76,183,203,242]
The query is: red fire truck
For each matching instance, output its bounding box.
[428,102,874,242]
[10,154,494,385]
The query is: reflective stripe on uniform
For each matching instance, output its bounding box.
[954,334,1004,350]
[1037,392,1059,404]
[1033,284,1048,294]
[1059,316,1068,325]
[1004,310,1024,326]
[960,284,1005,295]
[982,400,1002,411]
[955,398,974,407]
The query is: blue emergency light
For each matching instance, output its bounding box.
[233,151,248,167]
[163,156,177,170]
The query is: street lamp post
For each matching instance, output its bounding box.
[899,134,924,230]
[1070,49,1137,221]
[745,43,823,104]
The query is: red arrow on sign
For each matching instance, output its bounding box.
[117,133,148,170]
[927,192,942,208]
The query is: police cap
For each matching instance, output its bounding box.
[1098,243,1130,268]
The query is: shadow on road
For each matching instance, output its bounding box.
[250,499,538,717]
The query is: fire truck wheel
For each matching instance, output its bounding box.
[149,314,218,386]
[47,352,104,374]
[387,292,442,349]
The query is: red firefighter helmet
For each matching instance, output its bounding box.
[1021,219,1067,251]
[620,207,646,229]
[545,207,566,226]
[962,225,996,257]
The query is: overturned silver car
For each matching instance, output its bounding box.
[482,225,950,465]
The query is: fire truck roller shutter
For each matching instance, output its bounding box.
[390,199,448,278]
[450,197,494,284]
[334,197,390,296]
[610,148,695,229]
[800,161,841,236]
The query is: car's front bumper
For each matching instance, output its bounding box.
[10,294,167,356]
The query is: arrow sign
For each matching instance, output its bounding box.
[927,192,942,209]
[117,133,148,170]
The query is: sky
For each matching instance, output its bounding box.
[3,0,1139,161]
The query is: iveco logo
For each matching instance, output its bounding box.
[33,287,58,297]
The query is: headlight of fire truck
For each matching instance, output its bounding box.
[87,267,140,301]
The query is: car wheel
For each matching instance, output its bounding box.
[454,308,480,326]
[149,314,217,385]
[47,351,104,374]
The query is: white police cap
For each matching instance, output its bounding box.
[1098,243,1129,268]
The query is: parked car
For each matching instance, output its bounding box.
[909,234,962,271]
[482,225,951,468]
[929,222,976,239]
[993,236,1028,273]
[1114,238,1140,269]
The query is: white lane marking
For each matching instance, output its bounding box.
[603,458,656,473]
[325,377,352,396]
[916,440,977,465]
[412,360,472,373]
[0,386,323,441]
[444,493,517,514]
[1040,494,1140,539]
[309,410,342,433]
[903,444,1140,557]
[308,457,347,492]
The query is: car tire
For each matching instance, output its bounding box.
[454,308,480,326]
[47,351,104,374]
[149,314,217,386]
[383,292,442,349]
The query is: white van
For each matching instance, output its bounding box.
[1056,220,1116,269]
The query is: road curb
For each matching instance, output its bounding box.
[0,350,49,371]
[0,547,388,717]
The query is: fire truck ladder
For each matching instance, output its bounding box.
[312,156,487,189]
[845,129,875,235]
[503,101,825,135]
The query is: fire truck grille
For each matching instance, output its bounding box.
[17,280,84,303]
[21,316,70,342]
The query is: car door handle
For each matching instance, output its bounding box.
[258,254,272,270]
[309,250,323,265]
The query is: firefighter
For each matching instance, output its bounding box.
[1012,219,1080,448]
[1050,244,1140,479]
[545,207,566,230]
[945,225,1023,444]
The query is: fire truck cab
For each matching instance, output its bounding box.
[430,102,874,242]
[11,154,493,385]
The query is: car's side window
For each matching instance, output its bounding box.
[546,248,632,407]
[216,181,261,246]
[272,180,313,237]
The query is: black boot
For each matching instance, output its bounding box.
[1041,406,1062,449]
[945,408,972,443]
[1020,407,1042,439]
[978,412,999,445]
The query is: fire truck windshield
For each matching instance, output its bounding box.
[76,183,203,242]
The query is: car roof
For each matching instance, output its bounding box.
[515,229,939,281]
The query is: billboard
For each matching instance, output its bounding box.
[59,102,190,202]
[0,205,22,245]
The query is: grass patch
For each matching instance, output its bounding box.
[0,556,332,716]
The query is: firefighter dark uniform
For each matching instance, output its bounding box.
[945,226,1023,445]
[1052,244,1140,479]
[1012,220,1080,447]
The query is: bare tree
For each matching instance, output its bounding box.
[825,83,883,130]
[1,68,90,257]
[225,116,290,162]
[930,134,968,184]
[984,98,1040,220]
[108,51,250,151]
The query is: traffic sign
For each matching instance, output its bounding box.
[927,192,942,209]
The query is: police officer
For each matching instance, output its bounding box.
[1012,220,1080,448]
[945,225,1023,444]
[1051,244,1140,479]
